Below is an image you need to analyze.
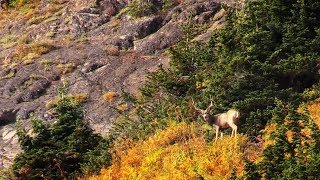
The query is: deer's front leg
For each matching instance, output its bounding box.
[213,125,219,142]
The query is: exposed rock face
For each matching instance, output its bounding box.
[0,0,227,167]
[0,109,18,125]
[0,124,21,169]
[135,0,221,54]
[121,15,163,39]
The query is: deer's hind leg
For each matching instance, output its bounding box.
[230,124,237,137]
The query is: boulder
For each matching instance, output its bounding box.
[120,15,163,39]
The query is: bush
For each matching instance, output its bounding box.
[90,122,261,179]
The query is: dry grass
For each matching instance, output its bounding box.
[0,0,40,25]
[108,19,121,28]
[0,34,18,48]
[29,41,56,54]
[0,40,56,68]
[22,52,40,64]
[26,14,50,26]
[1,70,15,79]
[6,40,56,64]
[0,1,63,68]
[39,59,53,69]
[56,63,76,74]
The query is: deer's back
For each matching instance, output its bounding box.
[212,109,240,128]
[227,109,240,123]
[213,113,229,128]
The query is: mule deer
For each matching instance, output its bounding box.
[192,98,240,142]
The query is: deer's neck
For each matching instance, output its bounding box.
[212,114,224,126]
[204,114,215,126]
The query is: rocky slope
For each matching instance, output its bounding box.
[0,0,231,168]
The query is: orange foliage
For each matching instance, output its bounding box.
[102,92,118,102]
[105,46,120,56]
[307,98,320,129]
[88,122,261,180]
[262,123,277,148]
[286,130,294,143]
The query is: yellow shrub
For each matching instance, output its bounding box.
[286,130,294,143]
[261,122,277,148]
[88,122,260,180]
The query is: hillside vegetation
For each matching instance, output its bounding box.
[1,0,320,179]
[89,123,260,179]
[96,0,320,178]
[1,0,223,169]
[88,100,320,179]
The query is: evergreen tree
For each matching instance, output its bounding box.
[243,159,261,180]
[206,0,320,135]
[12,85,111,179]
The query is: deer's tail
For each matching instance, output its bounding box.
[236,111,240,119]
[233,111,240,123]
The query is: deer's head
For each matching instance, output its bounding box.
[192,98,214,121]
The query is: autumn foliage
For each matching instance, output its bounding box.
[245,100,320,179]
[88,122,261,180]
